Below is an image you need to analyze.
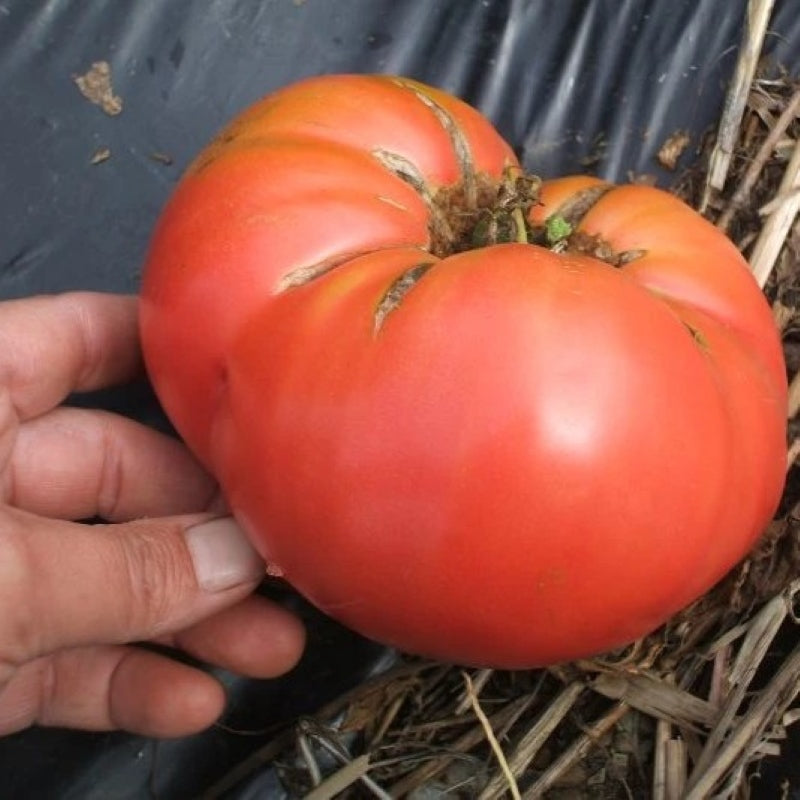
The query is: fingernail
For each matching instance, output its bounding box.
[185,517,265,592]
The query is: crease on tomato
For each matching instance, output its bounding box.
[372,262,436,335]
[390,77,478,201]
[276,243,431,292]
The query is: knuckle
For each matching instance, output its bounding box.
[96,415,125,520]
[32,656,58,728]
[0,389,19,505]
[111,522,196,637]
[0,515,42,664]
[64,293,106,388]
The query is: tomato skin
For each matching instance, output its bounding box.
[141,75,787,668]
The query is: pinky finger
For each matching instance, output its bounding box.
[0,645,225,738]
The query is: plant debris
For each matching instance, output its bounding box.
[90,146,111,165]
[204,21,800,800]
[704,0,776,195]
[73,61,123,116]
[149,151,174,166]
[656,130,691,171]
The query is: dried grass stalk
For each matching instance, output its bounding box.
[652,717,671,800]
[463,671,521,800]
[479,681,585,800]
[590,672,717,730]
[684,644,800,798]
[521,702,631,798]
[302,755,371,800]
[664,739,688,800]
[704,0,776,198]
[687,580,799,787]
[387,692,534,797]
[750,138,800,287]
[717,86,800,231]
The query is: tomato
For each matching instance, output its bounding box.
[140,74,787,668]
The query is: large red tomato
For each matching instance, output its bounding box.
[140,74,787,668]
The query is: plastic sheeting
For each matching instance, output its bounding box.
[1,1,799,797]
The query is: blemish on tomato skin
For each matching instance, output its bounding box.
[276,245,430,293]
[185,127,243,176]
[683,321,711,352]
[551,184,613,227]
[535,566,568,590]
[372,148,433,202]
[376,195,409,211]
[373,261,434,335]
[618,249,647,266]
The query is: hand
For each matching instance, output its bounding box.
[0,292,305,738]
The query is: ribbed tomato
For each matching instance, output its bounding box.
[140,74,786,668]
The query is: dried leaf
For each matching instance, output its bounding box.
[73,61,123,115]
[657,130,691,170]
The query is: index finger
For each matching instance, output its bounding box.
[0,292,142,421]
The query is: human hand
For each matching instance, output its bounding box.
[0,292,305,738]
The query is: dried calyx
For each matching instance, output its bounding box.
[428,168,541,257]
[379,82,637,267]
[427,167,637,267]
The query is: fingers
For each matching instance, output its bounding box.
[0,512,306,737]
[0,599,306,737]
[8,407,218,521]
[0,511,266,663]
[170,594,306,679]
[0,645,226,737]
[0,293,141,422]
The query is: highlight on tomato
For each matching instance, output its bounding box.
[140,74,787,668]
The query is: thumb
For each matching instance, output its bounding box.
[0,510,266,664]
